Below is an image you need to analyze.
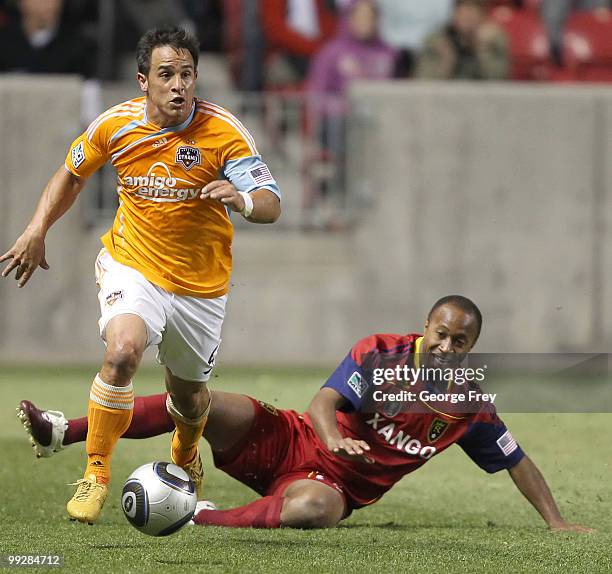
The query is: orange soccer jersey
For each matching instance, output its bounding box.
[65,97,277,298]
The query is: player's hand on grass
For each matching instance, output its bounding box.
[327,437,374,464]
[200,180,246,213]
[549,521,595,534]
[0,231,49,287]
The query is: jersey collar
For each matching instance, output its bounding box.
[143,99,196,132]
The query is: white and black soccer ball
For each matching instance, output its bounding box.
[121,462,197,536]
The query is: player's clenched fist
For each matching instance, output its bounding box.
[0,231,49,288]
[327,436,374,464]
[200,180,246,213]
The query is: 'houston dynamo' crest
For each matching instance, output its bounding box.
[175,146,201,170]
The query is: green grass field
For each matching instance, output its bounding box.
[1,365,610,573]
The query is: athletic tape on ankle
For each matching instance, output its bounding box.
[90,374,134,410]
[166,393,211,425]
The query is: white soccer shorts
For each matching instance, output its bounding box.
[95,248,226,382]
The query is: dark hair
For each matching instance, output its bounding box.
[136,27,200,76]
[428,295,483,340]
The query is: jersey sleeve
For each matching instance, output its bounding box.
[218,116,281,199]
[322,352,371,412]
[223,155,281,199]
[64,120,109,179]
[457,413,525,473]
[322,335,382,411]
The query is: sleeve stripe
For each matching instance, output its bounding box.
[199,100,258,153]
[86,102,145,141]
[196,102,258,155]
[86,102,143,136]
[87,104,144,137]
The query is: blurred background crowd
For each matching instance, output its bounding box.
[2,0,611,84]
[1,0,611,228]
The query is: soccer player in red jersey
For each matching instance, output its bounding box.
[18,296,592,532]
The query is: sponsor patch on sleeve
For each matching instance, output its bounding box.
[347,371,368,398]
[496,430,518,456]
[249,164,274,186]
[71,141,85,169]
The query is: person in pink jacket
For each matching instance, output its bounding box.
[306,0,396,217]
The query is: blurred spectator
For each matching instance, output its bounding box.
[541,0,610,64]
[120,0,196,37]
[0,0,100,124]
[416,0,509,80]
[0,0,95,77]
[306,0,395,223]
[260,0,337,87]
[377,0,453,76]
[308,0,396,106]
[488,0,525,8]
[193,0,224,53]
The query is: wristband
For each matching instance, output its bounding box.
[239,191,254,218]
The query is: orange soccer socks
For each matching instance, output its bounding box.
[84,374,134,484]
[166,394,209,467]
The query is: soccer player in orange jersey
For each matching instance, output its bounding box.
[1,27,281,524]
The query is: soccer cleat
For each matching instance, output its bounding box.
[188,500,217,525]
[16,400,68,458]
[66,474,108,524]
[172,447,204,500]
[195,500,217,512]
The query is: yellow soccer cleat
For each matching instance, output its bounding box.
[66,474,108,524]
[173,449,204,500]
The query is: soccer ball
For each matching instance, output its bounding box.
[121,462,197,536]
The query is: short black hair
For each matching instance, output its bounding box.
[136,27,200,76]
[428,295,483,340]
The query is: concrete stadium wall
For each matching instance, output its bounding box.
[0,77,610,366]
[348,82,612,354]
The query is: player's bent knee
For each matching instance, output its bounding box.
[281,493,341,529]
[102,341,144,382]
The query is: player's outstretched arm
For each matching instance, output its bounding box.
[0,166,86,287]
[308,388,373,464]
[508,455,594,533]
[200,182,280,223]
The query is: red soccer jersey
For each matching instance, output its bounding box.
[308,333,524,508]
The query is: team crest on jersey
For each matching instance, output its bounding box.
[428,418,449,442]
[175,146,201,170]
[383,400,402,418]
[105,290,123,307]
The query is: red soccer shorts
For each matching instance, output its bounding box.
[212,398,351,513]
